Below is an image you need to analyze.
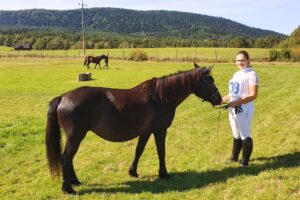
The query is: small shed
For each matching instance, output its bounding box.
[14,43,32,50]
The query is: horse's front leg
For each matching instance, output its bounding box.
[128,133,151,177]
[154,129,170,178]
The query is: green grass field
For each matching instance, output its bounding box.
[0,46,271,62]
[0,57,299,200]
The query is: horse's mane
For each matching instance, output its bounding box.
[139,68,208,103]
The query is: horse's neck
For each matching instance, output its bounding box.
[174,89,193,107]
[157,75,197,106]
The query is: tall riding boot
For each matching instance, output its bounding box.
[228,138,242,162]
[240,137,253,167]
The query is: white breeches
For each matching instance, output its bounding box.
[228,105,254,140]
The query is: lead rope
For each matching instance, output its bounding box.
[214,104,229,136]
[216,107,221,136]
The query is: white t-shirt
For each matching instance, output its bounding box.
[229,67,259,107]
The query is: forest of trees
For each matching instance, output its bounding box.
[0,28,285,50]
[0,8,285,39]
[0,8,292,50]
[278,26,300,48]
[268,26,300,61]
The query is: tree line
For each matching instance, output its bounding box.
[0,31,284,50]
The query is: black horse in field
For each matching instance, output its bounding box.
[45,62,222,194]
[83,54,109,69]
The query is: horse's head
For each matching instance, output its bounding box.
[193,62,222,106]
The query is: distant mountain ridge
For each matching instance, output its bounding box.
[0,7,285,39]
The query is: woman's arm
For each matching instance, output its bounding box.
[228,85,258,107]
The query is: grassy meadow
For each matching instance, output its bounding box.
[0,46,271,62]
[0,56,299,200]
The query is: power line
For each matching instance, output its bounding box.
[79,0,87,55]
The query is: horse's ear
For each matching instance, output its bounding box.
[208,64,215,71]
[194,62,200,68]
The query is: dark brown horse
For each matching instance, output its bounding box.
[45,62,222,194]
[83,54,109,69]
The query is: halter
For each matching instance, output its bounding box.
[209,89,221,104]
[201,77,220,104]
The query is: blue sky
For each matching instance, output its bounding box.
[1,0,299,35]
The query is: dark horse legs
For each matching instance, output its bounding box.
[154,130,169,178]
[128,130,169,179]
[61,130,86,194]
[94,63,101,69]
[128,133,151,177]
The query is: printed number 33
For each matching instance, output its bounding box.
[230,82,240,94]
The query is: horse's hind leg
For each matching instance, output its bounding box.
[154,129,169,178]
[128,133,151,177]
[62,130,87,194]
[94,63,101,69]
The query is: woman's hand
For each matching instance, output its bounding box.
[228,100,240,108]
[222,94,230,104]
[228,85,258,108]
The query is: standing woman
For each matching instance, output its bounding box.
[222,51,259,167]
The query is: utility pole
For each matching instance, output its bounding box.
[79,0,87,55]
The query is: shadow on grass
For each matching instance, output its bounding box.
[78,151,300,195]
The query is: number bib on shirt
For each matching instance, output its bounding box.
[229,77,243,98]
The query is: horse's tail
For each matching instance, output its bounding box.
[83,57,87,66]
[105,54,109,68]
[45,96,62,177]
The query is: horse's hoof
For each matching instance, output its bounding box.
[159,172,170,179]
[129,170,139,178]
[71,180,82,186]
[63,189,77,195]
[62,183,77,195]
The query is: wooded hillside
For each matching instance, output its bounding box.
[0,8,285,39]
